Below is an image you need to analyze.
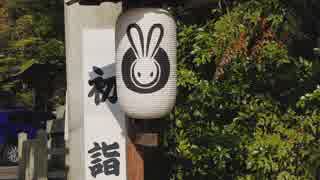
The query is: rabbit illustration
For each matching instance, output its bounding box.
[121,23,170,94]
[127,23,164,89]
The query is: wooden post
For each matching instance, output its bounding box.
[127,118,161,180]
[19,137,48,180]
[22,141,33,180]
[18,132,28,161]
[127,118,144,180]
[46,119,53,160]
[18,133,28,180]
[36,130,48,180]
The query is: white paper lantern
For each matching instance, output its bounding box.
[116,8,177,119]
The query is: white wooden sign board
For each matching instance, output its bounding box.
[82,29,127,180]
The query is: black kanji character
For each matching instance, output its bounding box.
[101,142,120,158]
[103,158,120,176]
[88,66,118,105]
[88,141,121,177]
[89,163,103,178]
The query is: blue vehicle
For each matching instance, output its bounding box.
[0,109,51,165]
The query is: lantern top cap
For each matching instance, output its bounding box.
[119,8,173,18]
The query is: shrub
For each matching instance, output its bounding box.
[163,1,320,179]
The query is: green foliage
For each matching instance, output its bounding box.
[165,0,320,179]
[0,0,65,108]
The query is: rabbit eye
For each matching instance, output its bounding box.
[150,72,153,77]
[138,72,141,77]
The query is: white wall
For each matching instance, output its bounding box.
[64,2,123,180]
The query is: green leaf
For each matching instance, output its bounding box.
[13,59,36,76]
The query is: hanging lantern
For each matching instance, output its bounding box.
[116,8,177,119]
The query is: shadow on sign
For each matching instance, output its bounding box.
[88,63,126,135]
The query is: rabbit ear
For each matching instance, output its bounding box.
[146,24,164,58]
[127,24,145,58]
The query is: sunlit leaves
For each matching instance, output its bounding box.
[165,0,320,179]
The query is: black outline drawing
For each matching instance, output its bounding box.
[121,23,170,94]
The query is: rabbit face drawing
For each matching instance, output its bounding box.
[121,23,170,94]
[131,57,160,86]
